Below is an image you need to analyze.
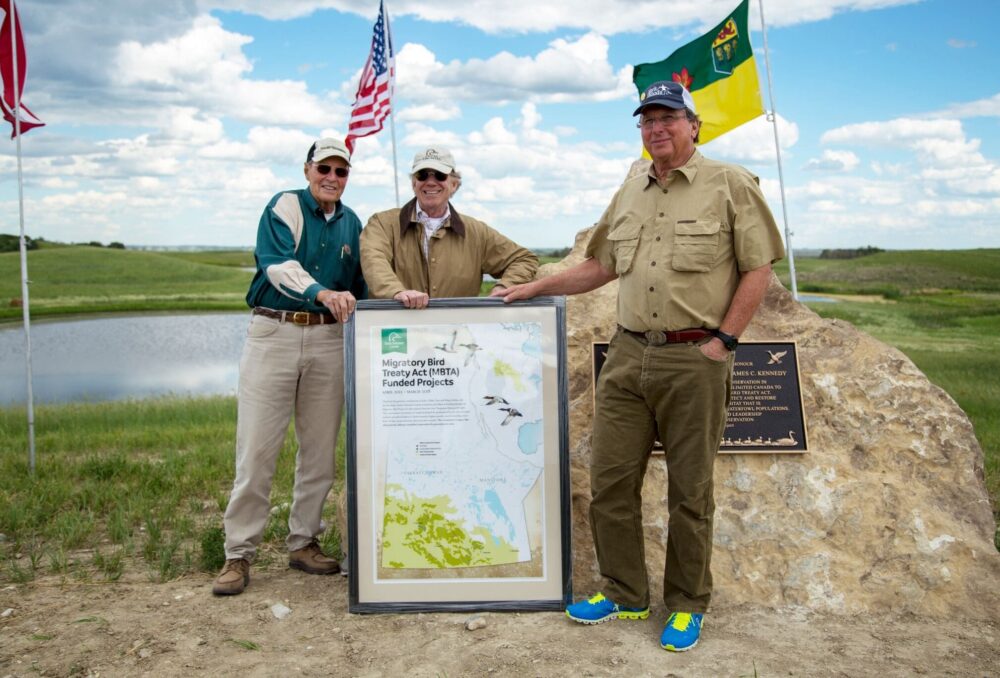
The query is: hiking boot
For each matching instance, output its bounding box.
[565,592,650,624]
[660,612,703,652]
[212,558,250,596]
[288,541,340,575]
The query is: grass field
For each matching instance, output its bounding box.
[0,247,251,320]
[0,247,997,582]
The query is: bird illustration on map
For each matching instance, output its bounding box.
[483,395,509,406]
[434,330,458,353]
[498,407,522,426]
[459,342,481,366]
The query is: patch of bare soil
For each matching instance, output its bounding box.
[1,565,998,677]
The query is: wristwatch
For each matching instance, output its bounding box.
[713,329,739,351]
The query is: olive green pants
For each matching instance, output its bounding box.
[590,329,732,613]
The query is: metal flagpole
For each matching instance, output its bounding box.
[9,0,36,472]
[756,0,798,300]
[385,2,400,208]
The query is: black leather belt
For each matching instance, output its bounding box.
[620,325,711,346]
[252,306,336,326]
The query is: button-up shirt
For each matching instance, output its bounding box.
[586,151,785,331]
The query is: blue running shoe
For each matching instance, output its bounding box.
[660,612,703,651]
[565,592,650,624]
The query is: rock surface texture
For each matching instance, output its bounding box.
[553,223,1000,620]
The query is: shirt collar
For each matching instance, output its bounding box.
[303,189,340,219]
[644,150,703,189]
[399,197,466,237]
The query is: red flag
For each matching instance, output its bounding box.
[0,0,43,138]
[344,0,394,153]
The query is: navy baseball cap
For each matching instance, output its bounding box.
[633,80,697,116]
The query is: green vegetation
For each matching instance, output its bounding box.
[0,247,996,582]
[0,397,347,583]
[0,247,251,320]
[775,250,1000,547]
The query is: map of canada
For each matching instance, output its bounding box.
[373,322,545,570]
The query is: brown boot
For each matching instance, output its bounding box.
[288,541,340,575]
[212,558,250,596]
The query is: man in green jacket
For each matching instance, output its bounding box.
[360,147,538,307]
[213,138,366,596]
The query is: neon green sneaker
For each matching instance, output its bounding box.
[659,612,703,652]
[565,592,650,624]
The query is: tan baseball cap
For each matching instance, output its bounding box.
[411,147,456,174]
[307,138,351,166]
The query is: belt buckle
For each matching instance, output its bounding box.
[645,330,668,346]
[291,311,311,326]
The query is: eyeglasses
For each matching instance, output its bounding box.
[314,164,350,178]
[414,169,449,182]
[638,113,689,129]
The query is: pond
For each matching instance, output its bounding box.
[0,313,251,407]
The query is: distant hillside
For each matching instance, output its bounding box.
[0,246,251,319]
[774,249,1000,295]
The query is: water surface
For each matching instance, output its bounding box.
[0,313,250,406]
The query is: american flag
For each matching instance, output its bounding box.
[344,0,394,153]
[0,0,44,138]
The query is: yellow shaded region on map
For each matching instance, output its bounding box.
[381,483,521,569]
[492,360,525,392]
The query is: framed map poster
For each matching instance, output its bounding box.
[345,297,572,613]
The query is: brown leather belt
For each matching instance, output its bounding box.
[252,306,336,326]
[620,325,711,346]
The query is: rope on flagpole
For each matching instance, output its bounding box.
[756,0,798,300]
[9,0,37,473]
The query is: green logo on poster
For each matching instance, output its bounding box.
[381,328,407,354]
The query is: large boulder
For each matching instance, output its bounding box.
[554,224,1000,620]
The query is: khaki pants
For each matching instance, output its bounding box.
[223,313,345,560]
[590,328,732,613]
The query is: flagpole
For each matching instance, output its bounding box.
[756,0,798,300]
[9,0,36,472]
[384,2,400,208]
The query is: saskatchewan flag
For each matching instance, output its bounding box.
[633,0,763,145]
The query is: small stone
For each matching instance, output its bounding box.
[271,603,292,620]
[1,608,13,618]
[138,648,153,659]
[465,616,487,631]
[0,533,7,542]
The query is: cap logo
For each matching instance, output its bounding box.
[646,83,676,97]
[421,149,440,160]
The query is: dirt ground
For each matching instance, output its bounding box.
[1,565,998,678]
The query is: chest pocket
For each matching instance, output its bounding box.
[607,221,643,275]
[672,219,720,272]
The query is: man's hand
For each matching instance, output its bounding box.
[393,289,430,309]
[496,281,540,303]
[317,289,356,323]
[487,284,506,298]
[699,337,731,363]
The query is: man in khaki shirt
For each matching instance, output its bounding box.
[501,81,784,652]
[361,147,538,307]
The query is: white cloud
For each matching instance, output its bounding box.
[703,113,798,165]
[115,16,342,127]
[933,92,1000,119]
[199,0,923,33]
[392,34,633,105]
[946,39,977,49]
[804,149,860,172]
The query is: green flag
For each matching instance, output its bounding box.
[633,0,764,145]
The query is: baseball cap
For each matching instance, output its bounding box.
[633,81,697,116]
[307,138,351,166]
[411,147,456,174]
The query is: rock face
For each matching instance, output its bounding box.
[553,225,1000,620]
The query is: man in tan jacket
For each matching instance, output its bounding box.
[360,147,538,307]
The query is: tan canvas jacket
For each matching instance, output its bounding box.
[361,198,539,299]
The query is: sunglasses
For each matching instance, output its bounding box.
[414,169,449,182]
[314,164,350,178]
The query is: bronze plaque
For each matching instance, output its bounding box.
[591,340,807,454]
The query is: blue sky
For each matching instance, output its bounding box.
[0,0,997,251]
